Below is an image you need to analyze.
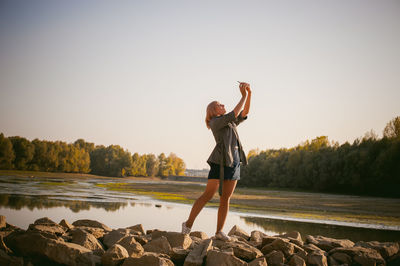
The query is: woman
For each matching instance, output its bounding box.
[181,82,252,241]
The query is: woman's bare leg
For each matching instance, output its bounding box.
[216,180,237,234]
[185,179,219,228]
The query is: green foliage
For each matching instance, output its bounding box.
[240,131,400,197]
[0,133,15,169]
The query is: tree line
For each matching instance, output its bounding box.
[240,116,400,197]
[0,136,186,178]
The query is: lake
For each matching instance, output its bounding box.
[1,175,399,242]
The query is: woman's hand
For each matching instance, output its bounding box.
[239,82,249,97]
[245,83,251,94]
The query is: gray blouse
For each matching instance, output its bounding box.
[207,110,248,168]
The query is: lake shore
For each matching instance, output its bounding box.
[1,170,400,229]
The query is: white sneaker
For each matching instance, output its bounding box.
[215,231,231,241]
[181,222,191,234]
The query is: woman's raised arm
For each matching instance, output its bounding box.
[241,84,251,117]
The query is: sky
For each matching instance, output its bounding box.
[1,0,399,169]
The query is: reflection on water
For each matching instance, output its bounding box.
[0,175,399,242]
[242,216,400,243]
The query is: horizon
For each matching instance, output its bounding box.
[1,0,399,169]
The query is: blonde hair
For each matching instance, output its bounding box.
[205,101,218,129]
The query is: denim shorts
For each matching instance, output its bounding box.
[208,146,240,181]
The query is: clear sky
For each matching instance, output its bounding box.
[1,0,399,169]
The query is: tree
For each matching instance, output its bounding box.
[383,116,400,139]
[9,136,34,170]
[0,133,15,169]
[145,154,159,177]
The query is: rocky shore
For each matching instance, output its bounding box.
[0,215,399,266]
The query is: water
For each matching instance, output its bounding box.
[0,175,399,242]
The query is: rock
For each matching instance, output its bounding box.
[330,252,352,265]
[122,252,174,266]
[250,230,266,243]
[170,247,190,266]
[103,229,130,248]
[329,246,385,266]
[126,224,145,235]
[116,235,144,258]
[134,235,150,245]
[143,236,172,255]
[77,226,106,240]
[28,223,65,236]
[261,238,296,257]
[0,249,24,266]
[278,231,302,242]
[303,243,324,253]
[152,231,192,249]
[166,232,192,249]
[189,236,203,249]
[70,228,105,256]
[356,241,399,259]
[59,219,74,230]
[72,219,112,232]
[190,231,208,240]
[295,249,308,260]
[306,235,354,251]
[5,230,97,265]
[248,256,267,266]
[261,235,279,247]
[307,250,328,266]
[205,249,247,266]
[184,238,213,266]
[228,225,250,240]
[265,250,285,266]
[34,217,57,225]
[0,235,12,254]
[288,254,306,266]
[101,244,129,266]
[221,240,263,262]
[0,216,6,229]
[210,237,227,249]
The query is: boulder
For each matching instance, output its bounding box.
[356,241,399,259]
[288,254,306,266]
[303,243,324,253]
[307,250,328,266]
[248,256,267,266]
[261,235,279,247]
[72,219,112,232]
[116,235,144,258]
[152,231,192,249]
[122,252,174,266]
[228,225,250,240]
[5,230,97,265]
[330,252,352,265]
[143,236,172,255]
[0,235,12,254]
[134,235,150,246]
[205,249,247,266]
[126,224,145,235]
[0,216,6,229]
[103,229,130,248]
[75,226,105,239]
[28,223,65,236]
[101,244,129,266]
[261,238,296,257]
[184,238,213,266]
[70,228,105,256]
[250,230,266,243]
[306,235,354,251]
[59,219,74,230]
[329,246,385,266]
[0,249,23,266]
[221,240,263,262]
[34,217,58,226]
[295,249,308,260]
[170,247,190,266]
[190,231,208,240]
[265,250,285,266]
